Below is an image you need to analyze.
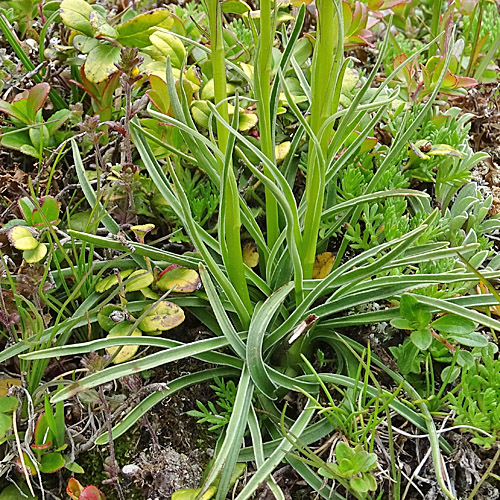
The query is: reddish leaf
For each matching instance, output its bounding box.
[80,485,106,500]
[67,478,84,500]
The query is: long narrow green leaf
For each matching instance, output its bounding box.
[199,264,246,359]
[247,283,294,398]
[248,406,285,500]
[234,400,315,500]
[68,230,199,267]
[49,336,235,403]
[409,293,500,331]
[95,367,239,444]
[201,369,253,495]
[265,220,431,350]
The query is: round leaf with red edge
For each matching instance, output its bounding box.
[157,267,201,293]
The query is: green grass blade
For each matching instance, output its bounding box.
[95,367,239,444]
[247,283,294,398]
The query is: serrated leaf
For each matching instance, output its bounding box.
[8,226,39,250]
[138,301,185,332]
[156,267,201,293]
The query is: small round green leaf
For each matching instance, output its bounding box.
[410,329,433,351]
[97,305,124,331]
[125,270,154,292]
[40,452,66,473]
[95,269,133,293]
[24,243,47,264]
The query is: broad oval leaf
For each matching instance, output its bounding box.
[431,314,476,335]
[95,269,133,293]
[0,413,12,439]
[449,332,488,348]
[242,242,259,268]
[59,0,94,36]
[138,301,185,332]
[106,322,142,364]
[0,378,21,397]
[0,396,17,413]
[125,270,154,292]
[40,452,66,474]
[410,329,433,350]
[97,304,125,331]
[84,44,121,83]
[32,196,61,226]
[222,0,251,14]
[157,267,201,293]
[67,478,84,500]
[312,252,335,279]
[149,32,186,68]
[80,485,106,500]
[117,9,173,47]
[24,243,47,264]
[8,226,39,250]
